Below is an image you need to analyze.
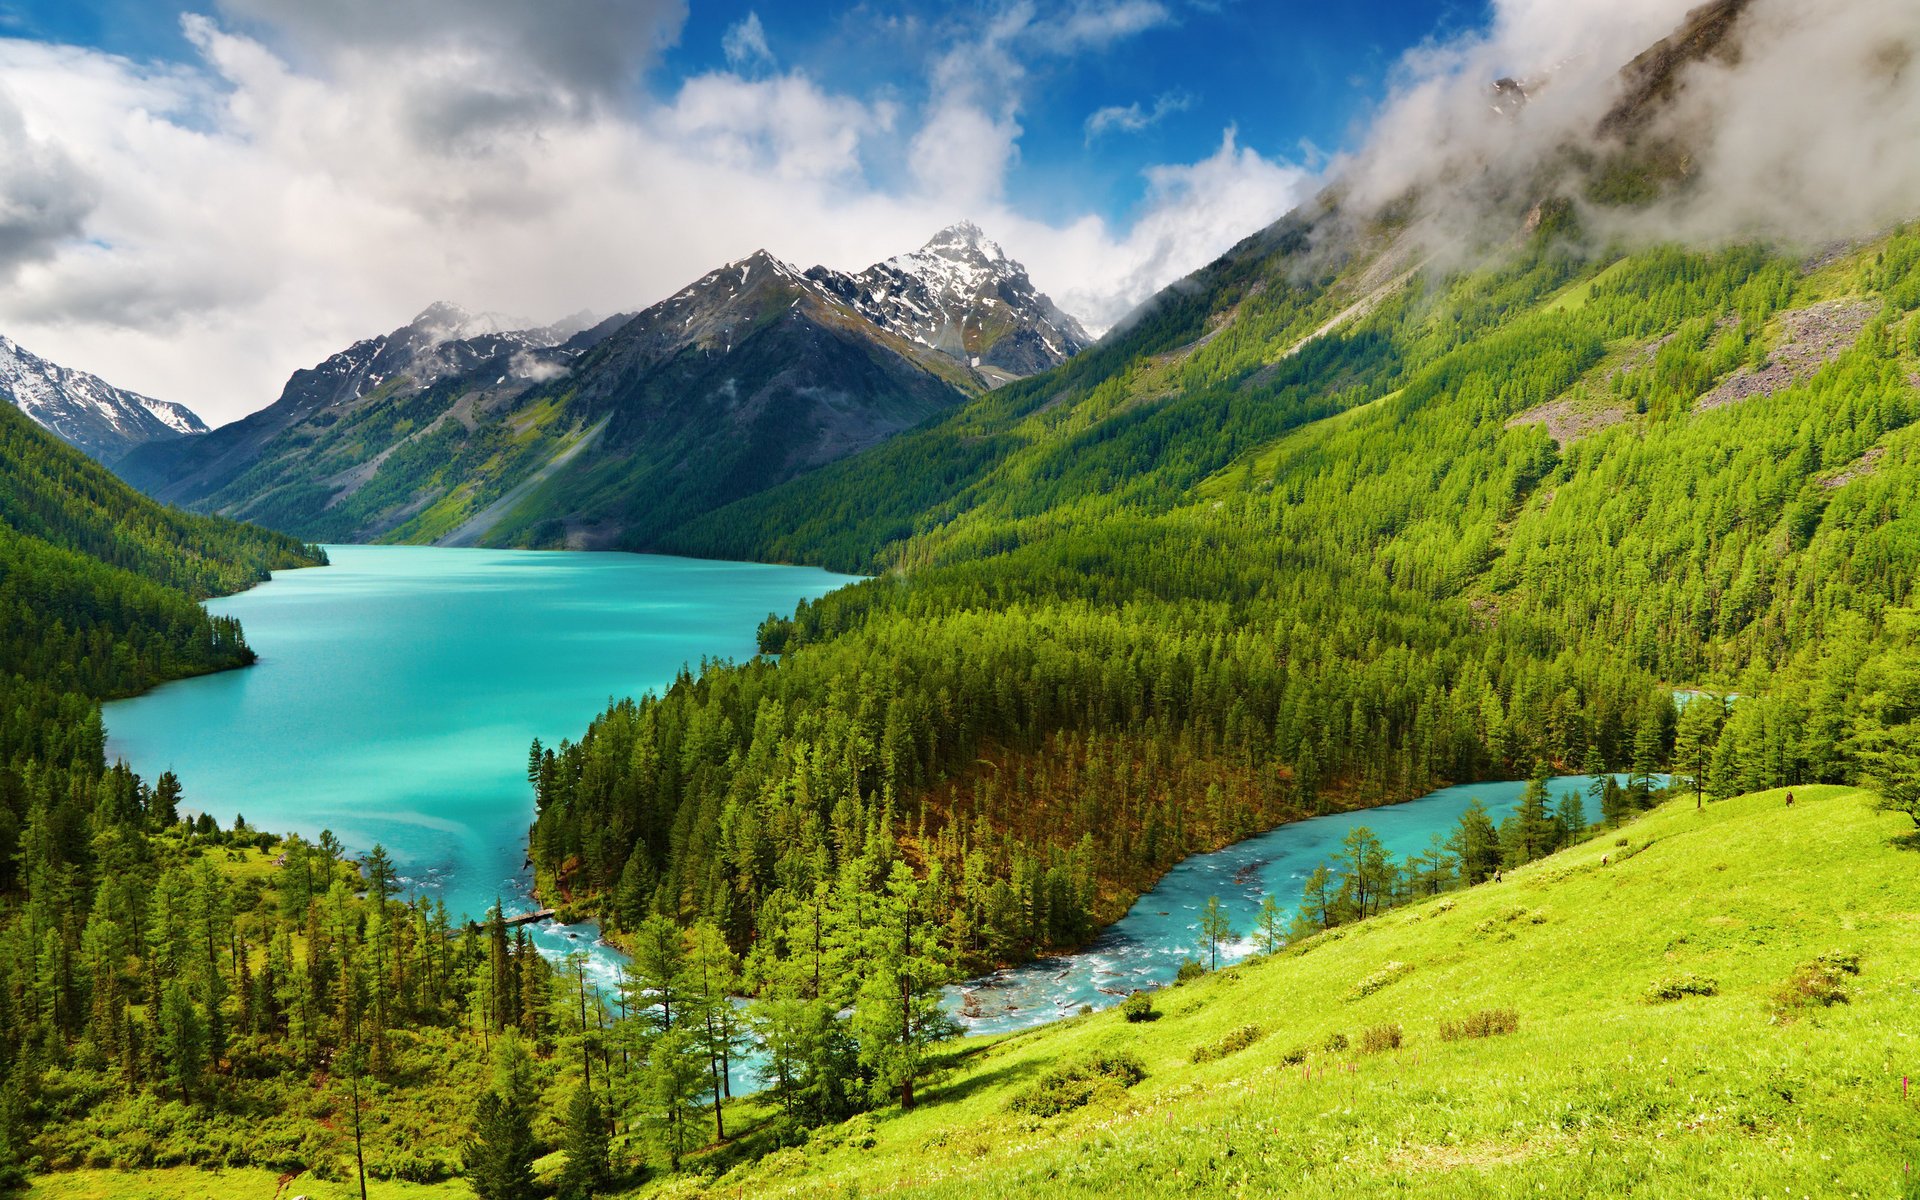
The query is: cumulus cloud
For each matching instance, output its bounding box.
[1015,128,1314,330]
[0,0,1304,420]
[0,89,96,274]
[213,0,687,98]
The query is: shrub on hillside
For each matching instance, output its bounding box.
[1121,991,1157,1022]
[1007,1051,1148,1118]
[1359,1023,1403,1054]
[1278,1044,1309,1066]
[1322,1031,1350,1054]
[1190,1024,1265,1064]
[1773,951,1862,1016]
[1439,1008,1520,1041]
[1645,973,1718,1002]
[1345,961,1412,1000]
[1176,959,1207,984]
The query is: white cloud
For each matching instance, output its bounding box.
[721,11,775,73]
[1009,128,1313,332]
[1326,0,1920,259]
[0,1,1304,422]
[1085,90,1193,142]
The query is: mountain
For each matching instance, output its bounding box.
[809,220,1092,383]
[0,334,206,462]
[115,226,1087,549]
[113,301,627,520]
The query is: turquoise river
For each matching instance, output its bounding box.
[103,545,1625,1071]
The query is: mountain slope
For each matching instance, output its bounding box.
[114,225,1086,550]
[0,334,206,462]
[113,302,626,533]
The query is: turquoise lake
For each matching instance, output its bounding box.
[102,545,858,974]
[104,544,1635,1073]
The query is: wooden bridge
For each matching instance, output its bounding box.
[467,907,556,933]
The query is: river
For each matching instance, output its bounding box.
[104,545,1628,1082]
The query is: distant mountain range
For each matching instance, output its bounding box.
[113,222,1088,548]
[0,334,206,461]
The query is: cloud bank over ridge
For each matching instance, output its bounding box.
[0,1,1314,422]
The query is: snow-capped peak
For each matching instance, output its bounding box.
[807,222,1092,379]
[922,220,1007,263]
[0,333,207,461]
[407,301,533,344]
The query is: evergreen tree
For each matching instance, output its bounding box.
[156,980,205,1103]
[1515,762,1558,860]
[1673,695,1725,809]
[1254,893,1286,955]
[558,1083,611,1200]
[150,771,182,829]
[1449,800,1501,885]
[1628,711,1663,805]
[1196,895,1233,971]
[1337,826,1393,918]
[685,921,740,1140]
[1293,864,1337,935]
[464,1090,537,1200]
[1557,790,1587,844]
[645,1028,705,1171]
[853,862,957,1110]
[625,916,688,1035]
[362,844,397,906]
[1600,777,1630,828]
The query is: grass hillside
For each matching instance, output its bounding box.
[653,785,1918,1198]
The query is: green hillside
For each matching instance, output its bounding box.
[641,784,1920,1198]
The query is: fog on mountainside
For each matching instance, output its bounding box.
[1333,0,1920,260]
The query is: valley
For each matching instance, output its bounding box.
[2,0,1918,1196]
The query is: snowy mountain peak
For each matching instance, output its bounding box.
[807,222,1091,380]
[407,301,532,344]
[921,220,1006,263]
[0,334,206,461]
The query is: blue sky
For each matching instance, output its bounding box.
[4,0,1485,226]
[0,0,1495,419]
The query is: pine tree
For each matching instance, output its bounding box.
[150,770,182,829]
[362,844,397,906]
[1628,710,1663,805]
[156,980,204,1103]
[557,1083,611,1200]
[1293,864,1337,934]
[1196,895,1233,971]
[685,921,740,1138]
[1448,799,1501,884]
[852,862,957,1110]
[1516,761,1557,860]
[1673,695,1725,809]
[1254,893,1286,955]
[645,1028,705,1171]
[465,1090,537,1200]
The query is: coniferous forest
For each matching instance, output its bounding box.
[8,214,1920,1197]
[5,2,1920,1188]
